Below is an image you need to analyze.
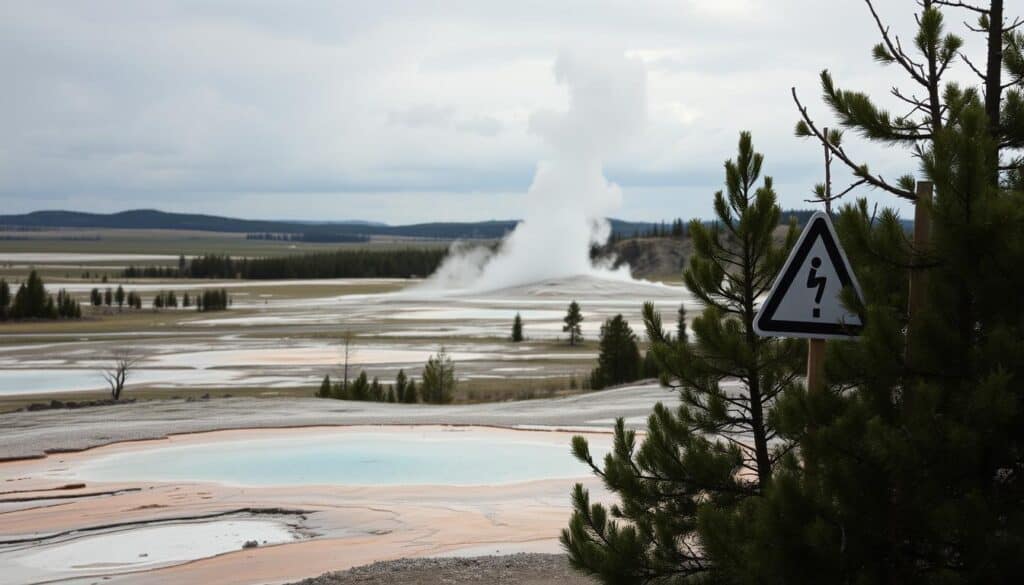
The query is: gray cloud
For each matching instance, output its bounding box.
[388,105,456,129]
[0,0,985,222]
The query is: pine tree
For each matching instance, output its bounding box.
[90,287,102,307]
[562,132,802,583]
[395,369,408,402]
[114,285,125,310]
[55,289,80,318]
[421,348,455,404]
[589,314,642,390]
[675,303,687,343]
[0,279,9,321]
[182,292,191,308]
[348,371,369,401]
[404,379,418,403]
[563,301,583,346]
[103,287,112,307]
[10,271,50,319]
[318,374,331,398]
[370,376,383,401]
[704,3,1024,582]
[511,312,524,342]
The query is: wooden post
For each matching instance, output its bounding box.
[806,338,826,394]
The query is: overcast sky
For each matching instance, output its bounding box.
[0,1,985,224]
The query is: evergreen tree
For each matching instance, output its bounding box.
[395,369,408,402]
[10,271,50,319]
[676,303,687,343]
[511,312,524,342]
[153,293,164,310]
[706,3,1024,583]
[404,379,418,403]
[318,374,331,398]
[182,292,191,307]
[370,376,383,401]
[103,287,112,307]
[349,371,370,401]
[90,287,102,307]
[421,348,455,404]
[0,279,9,321]
[386,386,396,403]
[562,133,801,583]
[589,314,642,390]
[55,289,80,318]
[114,285,125,310]
[563,301,584,346]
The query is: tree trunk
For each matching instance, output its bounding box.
[985,0,1004,138]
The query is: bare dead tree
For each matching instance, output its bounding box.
[340,331,355,396]
[102,350,139,400]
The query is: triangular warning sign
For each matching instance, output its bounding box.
[754,211,865,339]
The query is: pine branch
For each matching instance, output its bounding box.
[793,87,919,200]
[865,0,929,86]
[932,0,989,15]
[961,53,988,81]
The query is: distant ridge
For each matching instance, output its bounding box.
[0,209,665,240]
[0,208,869,241]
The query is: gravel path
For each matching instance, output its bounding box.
[287,554,596,585]
[0,383,677,460]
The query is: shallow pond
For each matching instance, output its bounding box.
[68,428,606,487]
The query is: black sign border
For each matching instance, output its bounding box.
[755,216,864,337]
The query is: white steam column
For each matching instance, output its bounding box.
[424,51,648,292]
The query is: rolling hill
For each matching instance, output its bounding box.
[0,209,666,240]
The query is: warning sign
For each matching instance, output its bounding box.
[754,211,865,339]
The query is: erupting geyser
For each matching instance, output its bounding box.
[422,51,648,292]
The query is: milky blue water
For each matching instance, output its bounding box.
[72,430,602,486]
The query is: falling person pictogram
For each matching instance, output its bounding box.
[806,257,826,318]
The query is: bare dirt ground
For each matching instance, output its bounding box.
[289,554,596,585]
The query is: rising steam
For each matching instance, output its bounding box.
[421,51,648,292]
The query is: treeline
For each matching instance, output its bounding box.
[123,248,448,280]
[317,349,456,404]
[151,289,230,311]
[318,370,419,403]
[90,285,143,310]
[0,271,82,321]
[607,210,827,245]
[609,218,686,243]
[87,285,231,312]
[245,232,370,243]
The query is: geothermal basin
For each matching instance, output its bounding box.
[67,427,607,487]
[0,425,615,585]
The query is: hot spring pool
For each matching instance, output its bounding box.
[66,427,608,487]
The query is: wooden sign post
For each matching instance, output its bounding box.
[806,338,826,394]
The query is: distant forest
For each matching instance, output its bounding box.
[0,209,705,241]
[123,249,448,280]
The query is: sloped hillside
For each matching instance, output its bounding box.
[606,237,692,281]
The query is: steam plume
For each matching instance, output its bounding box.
[423,51,647,292]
